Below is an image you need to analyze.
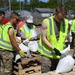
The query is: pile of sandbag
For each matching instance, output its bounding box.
[15,29,40,62]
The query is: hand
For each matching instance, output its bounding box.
[19,50,25,58]
[53,48,61,56]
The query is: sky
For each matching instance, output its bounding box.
[17,0,48,2]
[40,0,48,2]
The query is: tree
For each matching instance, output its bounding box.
[47,0,59,8]
[30,0,39,4]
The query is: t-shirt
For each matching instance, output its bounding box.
[18,21,25,29]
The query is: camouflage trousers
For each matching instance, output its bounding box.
[0,49,14,75]
[41,56,59,73]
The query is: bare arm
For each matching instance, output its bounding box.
[41,22,54,49]
[8,28,21,51]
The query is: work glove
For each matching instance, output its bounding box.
[53,48,61,56]
[19,50,25,58]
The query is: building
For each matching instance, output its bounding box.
[31,8,54,23]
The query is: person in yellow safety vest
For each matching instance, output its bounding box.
[38,5,69,73]
[0,11,5,34]
[71,17,75,49]
[0,12,25,75]
[16,18,26,36]
[20,15,36,40]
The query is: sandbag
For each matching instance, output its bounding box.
[19,43,30,56]
[15,43,31,62]
[31,29,38,38]
[55,55,74,74]
[60,44,70,55]
[16,36,21,40]
[35,29,41,36]
[15,54,21,62]
[28,41,38,52]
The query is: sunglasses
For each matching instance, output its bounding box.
[14,17,19,22]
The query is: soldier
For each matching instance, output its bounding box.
[0,12,25,75]
[0,11,5,34]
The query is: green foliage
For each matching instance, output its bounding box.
[11,2,19,10]
[3,0,75,11]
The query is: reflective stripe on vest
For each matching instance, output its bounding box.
[62,20,65,32]
[22,25,26,34]
[48,17,65,35]
[38,44,55,55]
[0,24,13,50]
[48,17,52,35]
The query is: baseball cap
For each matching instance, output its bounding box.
[26,15,33,23]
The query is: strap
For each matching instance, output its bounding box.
[63,20,65,32]
[38,44,55,55]
[48,17,52,35]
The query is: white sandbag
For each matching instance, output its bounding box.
[60,44,70,55]
[28,41,38,52]
[70,36,72,42]
[31,29,38,38]
[15,54,21,62]
[19,43,29,52]
[35,29,41,36]
[23,39,29,44]
[16,36,21,40]
[55,55,74,74]
[19,43,30,56]
[23,39,29,46]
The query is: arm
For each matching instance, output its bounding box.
[41,21,54,50]
[41,21,61,55]
[20,31,28,40]
[8,28,21,51]
[8,28,25,57]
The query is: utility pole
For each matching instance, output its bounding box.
[61,0,64,5]
[19,0,21,11]
[9,0,11,12]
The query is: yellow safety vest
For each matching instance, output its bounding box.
[38,16,68,59]
[71,19,75,32]
[20,24,35,39]
[0,22,4,35]
[0,22,16,51]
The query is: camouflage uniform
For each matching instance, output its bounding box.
[41,56,59,73]
[0,49,14,75]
